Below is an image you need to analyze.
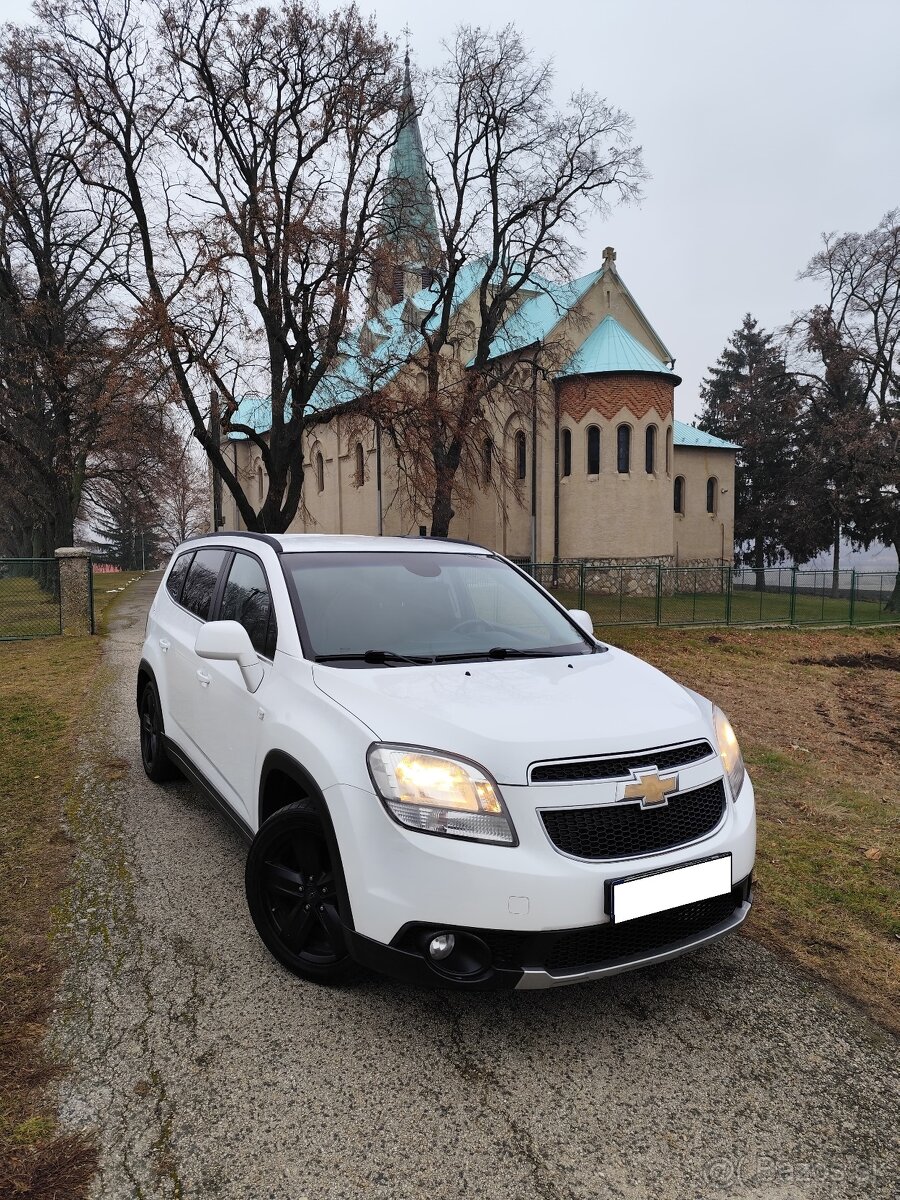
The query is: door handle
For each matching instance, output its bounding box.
[159,638,170,653]
[196,669,211,687]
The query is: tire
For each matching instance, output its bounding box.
[245,799,356,984]
[138,680,180,782]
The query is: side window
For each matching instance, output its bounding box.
[219,552,277,658]
[180,549,227,620]
[165,551,194,602]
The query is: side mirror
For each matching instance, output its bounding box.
[194,620,264,693]
[568,608,594,638]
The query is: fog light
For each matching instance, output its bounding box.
[428,933,456,960]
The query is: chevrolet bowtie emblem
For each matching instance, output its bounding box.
[621,769,678,808]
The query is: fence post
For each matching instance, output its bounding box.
[578,560,585,610]
[788,566,798,625]
[849,570,856,627]
[655,564,662,626]
[725,566,733,626]
[55,547,93,635]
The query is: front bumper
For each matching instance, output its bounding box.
[344,874,753,990]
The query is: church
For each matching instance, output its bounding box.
[219,63,737,569]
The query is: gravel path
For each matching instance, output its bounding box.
[54,573,898,1199]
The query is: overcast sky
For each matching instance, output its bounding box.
[4,0,898,421]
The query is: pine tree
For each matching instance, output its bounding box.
[699,315,805,587]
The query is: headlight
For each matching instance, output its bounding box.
[713,705,746,799]
[367,745,517,845]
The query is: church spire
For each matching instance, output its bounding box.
[372,52,441,312]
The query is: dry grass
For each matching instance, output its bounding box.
[603,622,900,1033]
[0,634,103,1197]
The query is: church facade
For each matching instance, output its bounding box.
[218,65,737,568]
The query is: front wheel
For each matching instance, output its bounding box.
[245,800,356,984]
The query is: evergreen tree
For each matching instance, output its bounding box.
[699,315,806,586]
[93,480,162,570]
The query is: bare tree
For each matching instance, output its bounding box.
[0,23,131,556]
[41,0,401,533]
[370,26,644,536]
[157,430,209,550]
[800,211,900,607]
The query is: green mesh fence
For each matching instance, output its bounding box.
[0,559,62,639]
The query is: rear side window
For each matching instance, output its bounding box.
[180,549,227,620]
[219,552,277,658]
[165,551,194,602]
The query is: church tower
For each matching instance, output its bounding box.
[370,54,443,313]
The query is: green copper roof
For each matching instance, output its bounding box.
[381,57,440,261]
[559,314,679,381]
[672,420,739,450]
[482,269,603,363]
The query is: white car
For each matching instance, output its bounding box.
[138,532,755,989]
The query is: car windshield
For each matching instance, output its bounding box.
[284,551,592,665]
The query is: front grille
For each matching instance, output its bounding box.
[530,740,713,783]
[541,780,726,860]
[544,889,742,974]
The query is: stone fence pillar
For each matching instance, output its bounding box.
[55,547,93,635]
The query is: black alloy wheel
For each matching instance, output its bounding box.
[245,800,355,983]
[139,681,179,782]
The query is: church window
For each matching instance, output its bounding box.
[561,428,572,477]
[257,463,264,502]
[706,476,718,514]
[482,437,493,485]
[316,451,324,493]
[515,431,527,481]
[645,425,656,474]
[392,266,404,303]
[617,424,631,474]
[355,443,365,487]
[666,426,673,475]
[674,475,685,514]
[586,426,600,475]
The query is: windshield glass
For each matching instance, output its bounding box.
[284,551,592,664]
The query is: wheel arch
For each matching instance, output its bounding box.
[136,658,158,711]
[258,750,355,931]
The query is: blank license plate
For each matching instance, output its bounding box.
[609,854,732,924]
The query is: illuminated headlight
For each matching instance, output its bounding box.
[713,705,746,800]
[367,745,517,845]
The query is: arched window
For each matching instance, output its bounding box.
[515,430,527,481]
[561,428,572,477]
[256,463,264,502]
[665,426,673,476]
[355,442,365,487]
[617,424,631,474]
[586,425,600,475]
[674,475,685,514]
[316,451,324,493]
[706,476,718,514]
[482,437,493,485]
[645,425,657,474]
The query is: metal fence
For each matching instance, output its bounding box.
[0,558,62,639]
[521,562,900,629]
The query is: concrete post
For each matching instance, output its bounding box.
[55,547,93,635]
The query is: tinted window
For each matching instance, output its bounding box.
[220,552,277,658]
[180,549,227,620]
[165,551,194,602]
[286,552,591,663]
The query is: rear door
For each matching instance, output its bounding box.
[185,550,278,819]
[166,547,229,753]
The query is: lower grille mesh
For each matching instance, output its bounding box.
[541,780,726,860]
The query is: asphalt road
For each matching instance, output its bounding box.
[54,572,898,1200]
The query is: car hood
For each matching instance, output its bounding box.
[312,647,711,785]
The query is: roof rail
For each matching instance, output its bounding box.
[185,530,283,553]
[401,533,488,550]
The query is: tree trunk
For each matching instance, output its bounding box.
[831,520,841,600]
[430,468,456,539]
[753,536,765,592]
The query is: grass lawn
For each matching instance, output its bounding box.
[0,573,61,639]
[0,572,141,1196]
[601,621,900,1033]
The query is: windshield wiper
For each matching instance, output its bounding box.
[314,649,434,666]
[432,646,570,663]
